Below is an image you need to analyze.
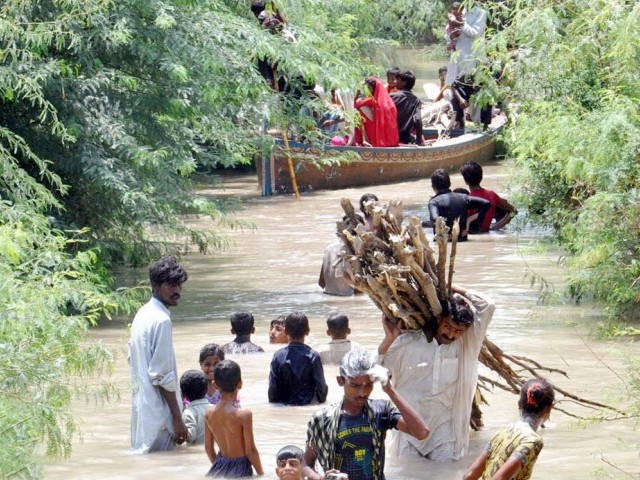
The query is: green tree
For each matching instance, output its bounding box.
[487,0,640,325]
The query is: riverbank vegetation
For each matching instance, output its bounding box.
[0,0,451,474]
[484,0,640,329]
[2,0,638,476]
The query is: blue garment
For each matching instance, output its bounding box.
[268,343,328,406]
[335,411,374,480]
[306,398,401,480]
[207,454,253,478]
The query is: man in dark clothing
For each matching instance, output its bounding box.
[268,312,328,406]
[426,169,490,241]
[390,70,424,145]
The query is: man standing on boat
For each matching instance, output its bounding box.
[445,1,491,130]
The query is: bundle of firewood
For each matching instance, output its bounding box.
[336,197,457,332]
[335,198,623,423]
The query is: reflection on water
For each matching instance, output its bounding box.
[45,164,638,479]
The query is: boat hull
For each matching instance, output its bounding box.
[258,118,504,195]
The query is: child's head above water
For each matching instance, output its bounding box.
[519,378,555,416]
[180,369,208,403]
[214,360,242,394]
[326,313,350,340]
[284,311,310,341]
[199,343,225,381]
[270,315,288,344]
[275,445,305,480]
[230,311,255,336]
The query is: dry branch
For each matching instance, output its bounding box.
[336,198,623,421]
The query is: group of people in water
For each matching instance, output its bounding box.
[130,235,553,480]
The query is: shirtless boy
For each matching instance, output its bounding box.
[205,360,264,477]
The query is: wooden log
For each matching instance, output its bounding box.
[447,220,460,297]
[435,217,448,298]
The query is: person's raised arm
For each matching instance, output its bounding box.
[378,315,402,356]
[462,450,489,480]
[241,411,264,476]
[382,379,429,441]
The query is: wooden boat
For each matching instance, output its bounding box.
[257,114,506,195]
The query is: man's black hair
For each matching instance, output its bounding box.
[149,256,188,286]
[397,70,416,91]
[460,161,484,187]
[230,311,255,335]
[214,360,242,393]
[284,311,309,339]
[326,313,349,335]
[431,168,451,191]
[180,369,208,402]
[440,295,474,327]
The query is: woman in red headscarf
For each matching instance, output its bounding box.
[353,77,399,147]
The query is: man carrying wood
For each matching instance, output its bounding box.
[377,285,494,461]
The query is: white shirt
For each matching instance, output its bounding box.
[446,6,487,85]
[317,339,362,365]
[182,398,210,445]
[129,297,182,453]
[379,290,494,461]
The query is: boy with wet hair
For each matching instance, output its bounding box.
[390,70,424,145]
[180,370,209,445]
[268,312,329,405]
[318,313,361,366]
[304,348,429,480]
[222,311,264,355]
[205,360,263,477]
[269,315,288,344]
[275,445,305,480]
[426,168,490,241]
[460,161,518,232]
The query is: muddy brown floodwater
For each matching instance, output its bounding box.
[45,163,639,480]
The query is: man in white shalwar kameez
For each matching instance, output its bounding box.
[378,285,494,461]
[129,256,189,453]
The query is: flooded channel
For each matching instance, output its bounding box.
[45,162,639,479]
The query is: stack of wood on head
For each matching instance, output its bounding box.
[336,197,458,334]
[334,197,622,423]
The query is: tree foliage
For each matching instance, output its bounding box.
[1,0,454,474]
[489,0,640,325]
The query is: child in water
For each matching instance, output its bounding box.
[463,378,555,480]
[199,343,240,406]
[205,360,264,478]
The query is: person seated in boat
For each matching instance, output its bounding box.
[386,67,401,94]
[352,77,399,147]
[460,161,518,232]
[390,70,424,145]
[422,67,455,130]
[426,168,490,241]
[319,88,348,135]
